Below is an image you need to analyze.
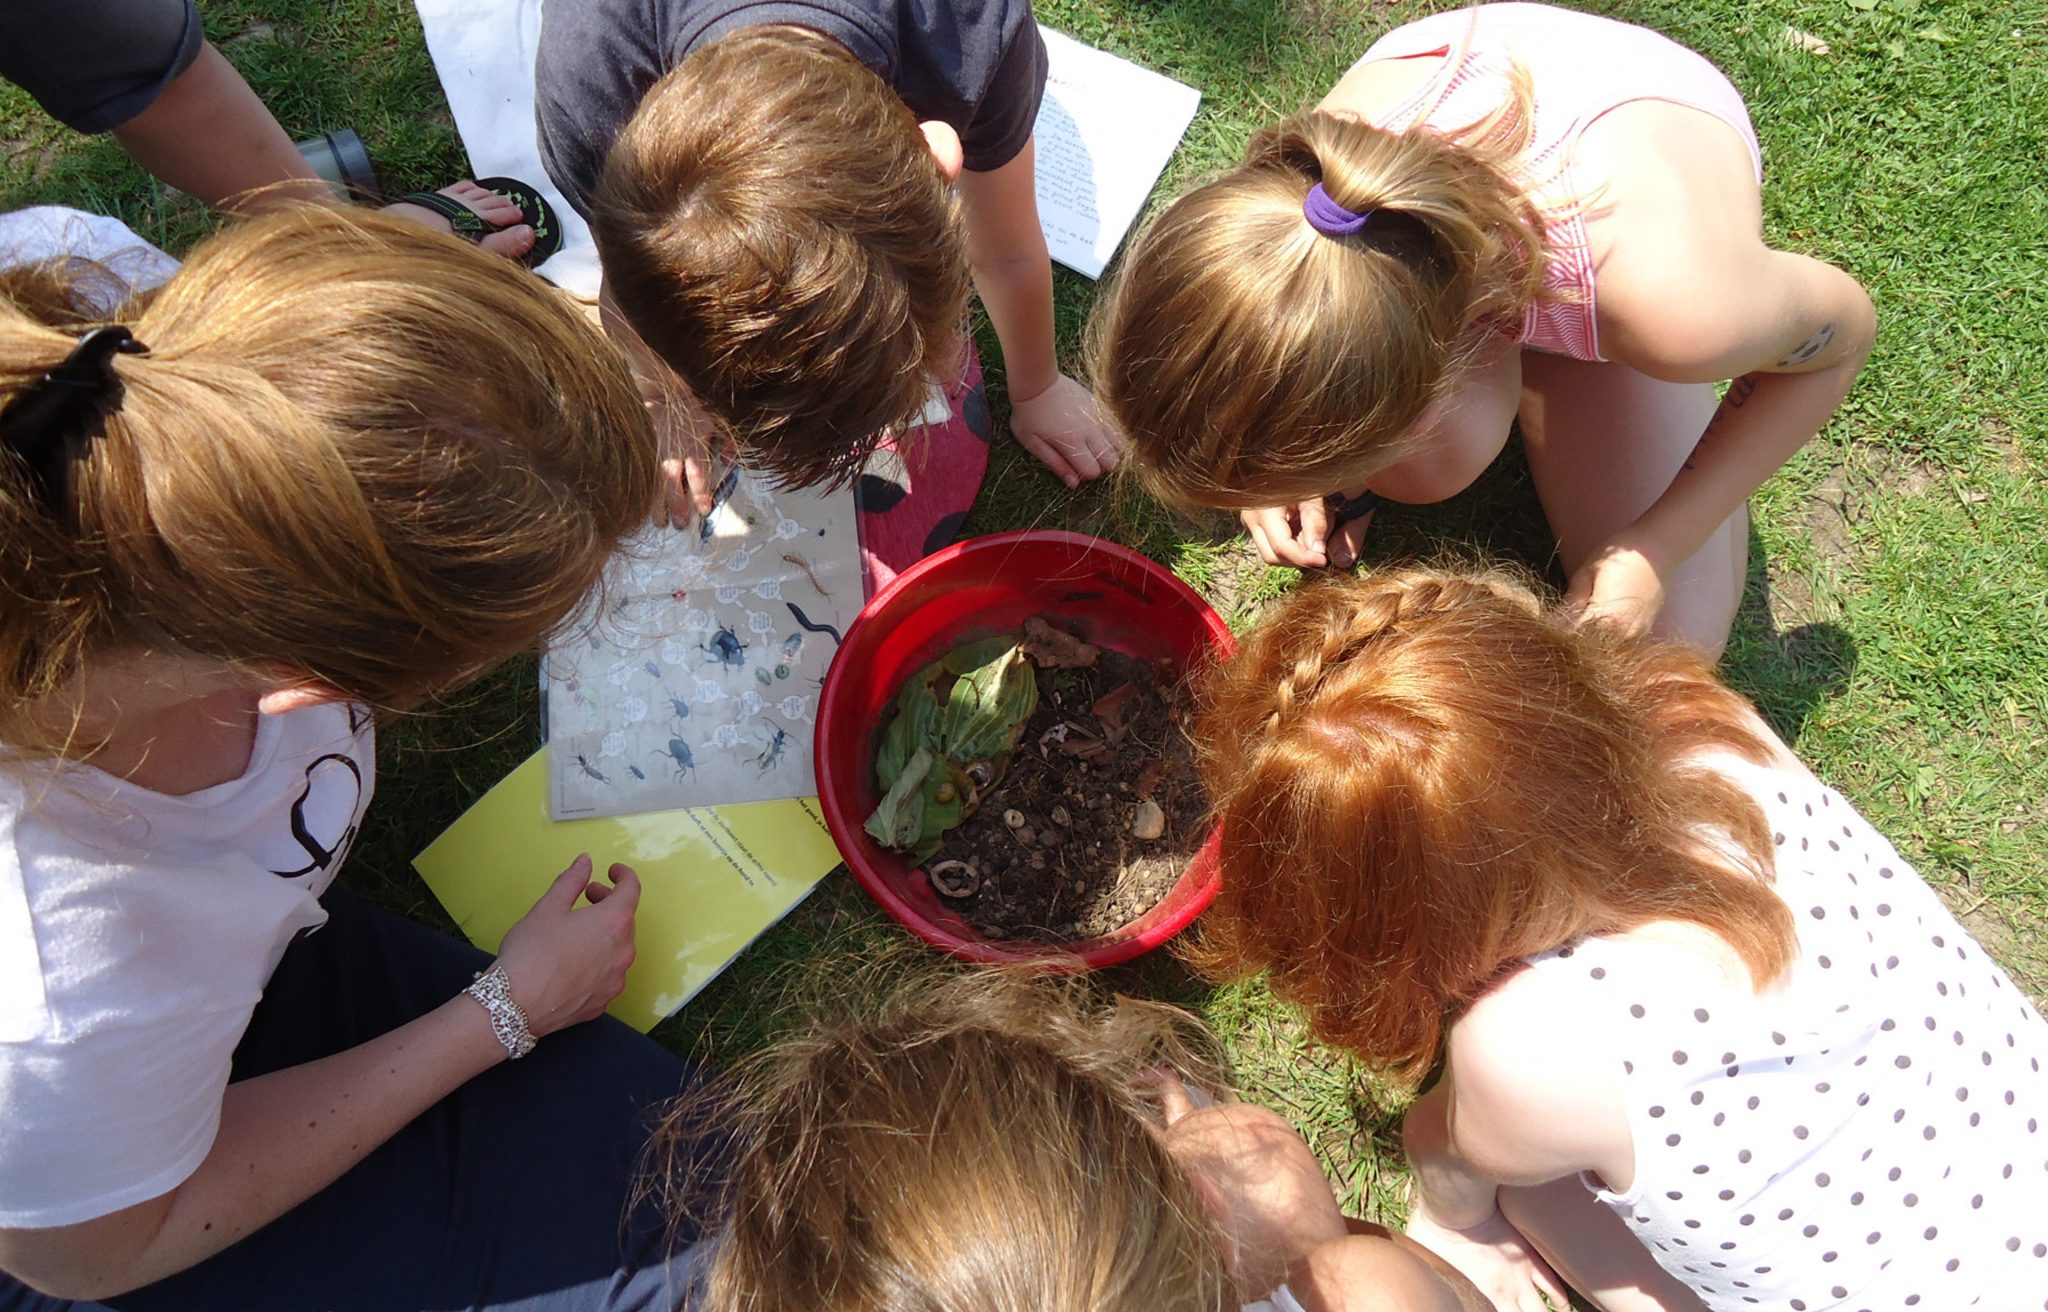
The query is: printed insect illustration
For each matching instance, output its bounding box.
[643,660,662,678]
[653,737,696,781]
[574,753,611,785]
[757,726,790,771]
[626,764,646,781]
[781,553,833,600]
[755,668,774,686]
[700,626,748,668]
[667,692,692,724]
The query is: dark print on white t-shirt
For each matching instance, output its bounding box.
[267,752,364,879]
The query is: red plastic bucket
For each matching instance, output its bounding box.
[815,530,1232,967]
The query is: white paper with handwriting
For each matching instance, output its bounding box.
[541,472,859,820]
[1033,29,1202,279]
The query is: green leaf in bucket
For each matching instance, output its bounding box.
[863,635,1039,855]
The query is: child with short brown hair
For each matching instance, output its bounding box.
[1191,567,2048,1309]
[537,1,1118,517]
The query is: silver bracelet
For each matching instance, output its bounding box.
[464,962,537,1059]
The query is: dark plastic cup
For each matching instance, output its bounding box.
[296,129,381,203]
[814,530,1232,968]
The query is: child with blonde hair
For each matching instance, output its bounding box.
[1095,3,1875,657]
[0,206,713,1310]
[650,970,1489,1312]
[1191,567,2048,1310]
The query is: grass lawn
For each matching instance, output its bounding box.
[4,0,2042,1233]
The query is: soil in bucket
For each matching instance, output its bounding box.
[917,617,1209,943]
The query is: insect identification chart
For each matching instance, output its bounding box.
[542,470,860,819]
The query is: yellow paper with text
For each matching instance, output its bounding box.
[414,751,839,1030]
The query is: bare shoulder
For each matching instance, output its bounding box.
[1318,53,1441,123]
[1575,103,1777,374]
[1441,962,1637,1188]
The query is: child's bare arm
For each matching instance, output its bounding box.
[1399,971,1637,1311]
[0,859,636,1301]
[955,138,1120,486]
[1576,233,1876,633]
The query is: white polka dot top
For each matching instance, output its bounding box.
[1524,757,2048,1310]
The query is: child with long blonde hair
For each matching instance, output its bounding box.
[1095,3,1874,657]
[1192,568,2048,1310]
[0,206,712,1310]
[651,971,1490,1312]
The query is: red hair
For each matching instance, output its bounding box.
[1188,569,1796,1083]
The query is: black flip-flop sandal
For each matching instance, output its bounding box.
[395,175,563,270]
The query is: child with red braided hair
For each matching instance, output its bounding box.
[1190,568,2048,1311]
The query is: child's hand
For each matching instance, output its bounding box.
[1402,1198,1569,1312]
[1009,373,1122,488]
[638,368,731,529]
[1148,1071,1347,1295]
[495,854,639,1038]
[1563,538,1666,639]
[1242,486,1376,569]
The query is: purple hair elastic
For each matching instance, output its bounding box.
[1302,182,1371,238]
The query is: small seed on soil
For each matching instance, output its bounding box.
[1014,826,1036,845]
[1051,805,1072,827]
[1131,799,1166,840]
[1072,880,1086,894]
[1003,808,1026,829]
[1028,854,1049,870]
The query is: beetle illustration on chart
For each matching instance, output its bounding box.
[544,465,860,818]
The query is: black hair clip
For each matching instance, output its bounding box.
[1,325,148,512]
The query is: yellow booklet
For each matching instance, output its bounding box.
[413,750,839,1030]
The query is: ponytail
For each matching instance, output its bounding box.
[0,205,659,752]
[1092,94,1549,512]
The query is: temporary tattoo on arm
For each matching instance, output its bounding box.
[1776,323,1836,368]
[1686,374,1761,470]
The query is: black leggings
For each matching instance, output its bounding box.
[2,885,717,1312]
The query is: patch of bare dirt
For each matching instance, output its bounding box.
[1957,903,2048,1014]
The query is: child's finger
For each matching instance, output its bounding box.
[604,863,643,917]
[1329,505,1373,567]
[1297,497,1332,562]
[684,451,717,515]
[1242,514,1280,565]
[1016,429,1082,488]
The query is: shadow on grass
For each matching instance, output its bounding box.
[1724,520,1859,746]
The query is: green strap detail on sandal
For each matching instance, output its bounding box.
[394,177,563,270]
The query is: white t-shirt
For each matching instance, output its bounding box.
[0,703,375,1227]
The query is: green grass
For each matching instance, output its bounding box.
[5,0,2043,1238]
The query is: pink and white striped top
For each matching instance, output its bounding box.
[1358,3,1764,363]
